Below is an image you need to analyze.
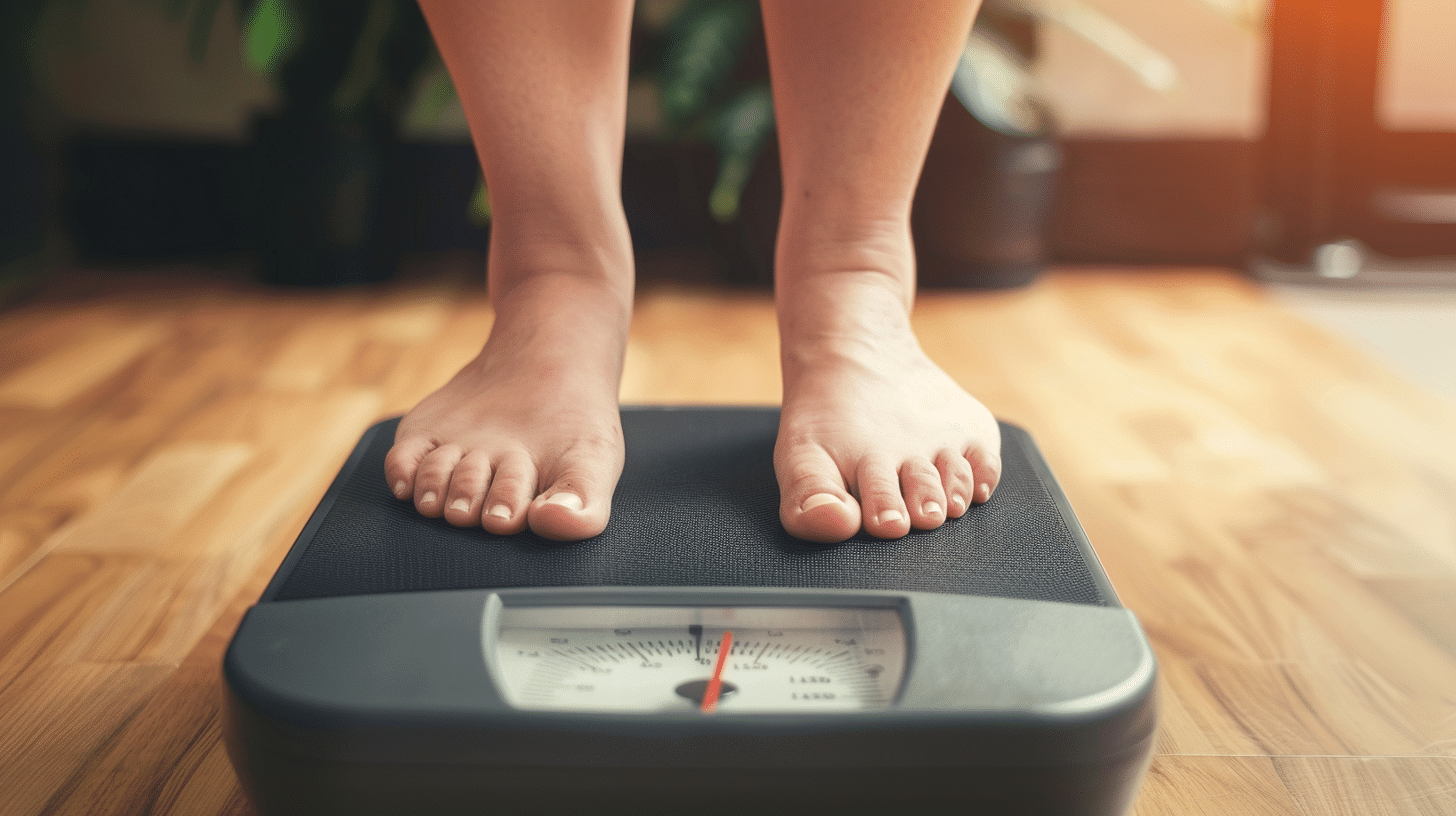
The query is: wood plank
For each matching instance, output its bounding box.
[258,321,363,392]
[0,506,77,594]
[43,393,380,667]
[36,661,229,816]
[33,539,277,816]
[48,443,254,556]
[1272,756,1456,816]
[146,727,255,816]
[1159,657,1431,757]
[0,554,146,690]
[1132,755,1303,816]
[623,286,783,404]
[155,390,383,566]
[0,320,167,409]
[0,662,172,816]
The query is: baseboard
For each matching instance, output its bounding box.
[57,134,1259,270]
[1048,138,1259,265]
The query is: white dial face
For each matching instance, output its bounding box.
[491,605,906,713]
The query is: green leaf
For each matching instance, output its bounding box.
[242,0,298,75]
[331,0,394,115]
[708,83,773,222]
[659,0,753,132]
[709,82,773,157]
[402,57,458,132]
[468,175,491,225]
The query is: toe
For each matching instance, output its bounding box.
[966,445,1004,505]
[937,450,976,518]
[481,452,534,536]
[777,447,860,544]
[528,443,622,541]
[529,475,608,541]
[413,444,463,518]
[857,458,911,539]
[442,451,491,527]
[384,432,437,501]
[900,458,947,530]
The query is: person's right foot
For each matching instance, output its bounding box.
[384,272,630,541]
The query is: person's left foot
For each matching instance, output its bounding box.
[775,269,1002,543]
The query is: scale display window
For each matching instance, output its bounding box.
[491,605,907,713]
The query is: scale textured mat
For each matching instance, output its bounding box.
[268,408,1110,606]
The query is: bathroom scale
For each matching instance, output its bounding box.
[223,407,1157,815]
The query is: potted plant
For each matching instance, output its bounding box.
[241,0,433,285]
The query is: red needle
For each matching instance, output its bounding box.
[700,630,733,714]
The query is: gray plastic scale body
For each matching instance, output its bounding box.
[224,407,1157,815]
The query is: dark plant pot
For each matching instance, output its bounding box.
[2,0,48,275]
[250,115,402,286]
[732,141,782,287]
[622,140,719,255]
[631,90,1060,291]
[0,117,47,270]
[912,92,1059,290]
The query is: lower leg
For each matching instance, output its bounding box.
[387,0,635,540]
[762,0,1002,542]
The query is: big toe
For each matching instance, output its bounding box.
[527,452,621,541]
[777,450,861,544]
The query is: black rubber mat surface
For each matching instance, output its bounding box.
[266,408,1111,606]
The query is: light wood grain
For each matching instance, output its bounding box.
[0,318,167,409]
[1271,756,1456,816]
[0,263,1453,815]
[0,662,173,816]
[1133,755,1303,816]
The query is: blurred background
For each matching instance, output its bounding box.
[1,0,1453,295]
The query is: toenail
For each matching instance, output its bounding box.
[421,491,437,505]
[923,501,942,517]
[975,483,991,503]
[487,504,512,519]
[393,480,408,499]
[801,493,841,512]
[448,498,470,513]
[950,495,967,514]
[878,510,904,524]
[545,492,584,511]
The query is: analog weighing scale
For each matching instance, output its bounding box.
[223,407,1157,815]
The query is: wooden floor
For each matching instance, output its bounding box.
[1,260,1453,815]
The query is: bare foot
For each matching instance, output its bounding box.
[775,268,1002,543]
[384,272,629,541]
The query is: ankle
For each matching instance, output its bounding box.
[775,205,913,268]
[777,267,915,347]
[488,237,633,313]
[773,219,916,313]
[474,268,633,396]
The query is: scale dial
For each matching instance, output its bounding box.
[491,605,906,713]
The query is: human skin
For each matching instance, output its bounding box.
[390,0,1000,542]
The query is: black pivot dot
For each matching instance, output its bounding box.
[675,679,739,706]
